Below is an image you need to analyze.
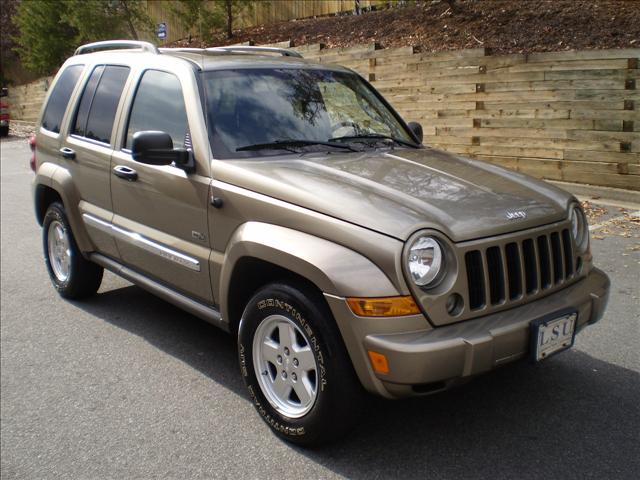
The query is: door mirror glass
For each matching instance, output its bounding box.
[131,130,194,172]
[407,121,423,144]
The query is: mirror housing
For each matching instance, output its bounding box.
[407,121,423,144]
[131,131,195,173]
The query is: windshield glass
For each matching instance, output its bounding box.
[202,68,416,158]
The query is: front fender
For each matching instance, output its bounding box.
[218,222,401,320]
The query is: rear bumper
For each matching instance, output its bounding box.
[326,267,610,398]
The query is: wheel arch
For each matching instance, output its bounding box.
[219,222,401,335]
[33,163,93,252]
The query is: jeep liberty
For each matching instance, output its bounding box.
[31,41,610,445]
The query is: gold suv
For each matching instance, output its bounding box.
[32,40,610,446]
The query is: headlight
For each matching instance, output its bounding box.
[407,236,443,287]
[570,205,588,252]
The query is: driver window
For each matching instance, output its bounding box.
[125,70,190,150]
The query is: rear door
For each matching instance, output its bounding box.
[110,68,213,304]
[36,64,85,187]
[63,64,131,258]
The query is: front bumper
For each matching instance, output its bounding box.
[325,267,610,398]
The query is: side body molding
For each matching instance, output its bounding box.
[217,222,401,322]
[34,162,94,253]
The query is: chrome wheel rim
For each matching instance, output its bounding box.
[252,314,318,418]
[47,220,71,282]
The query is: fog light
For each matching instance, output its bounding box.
[446,293,463,316]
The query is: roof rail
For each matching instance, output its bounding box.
[74,40,159,56]
[207,46,303,58]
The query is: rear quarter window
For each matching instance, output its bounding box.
[82,66,130,144]
[41,65,84,133]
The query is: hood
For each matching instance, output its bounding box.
[213,147,573,242]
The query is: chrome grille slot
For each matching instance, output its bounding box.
[550,232,564,283]
[562,229,574,277]
[522,238,538,294]
[465,250,485,310]
[486,246,505,305]
[505,242,522,300]
[537,235,552,289]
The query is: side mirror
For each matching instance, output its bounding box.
[131,131,195,173]
[407,121,423,144]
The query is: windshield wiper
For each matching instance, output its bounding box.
[329,134,420,148]
[236,139,358,152]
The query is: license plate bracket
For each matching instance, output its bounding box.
[530,309,578,362]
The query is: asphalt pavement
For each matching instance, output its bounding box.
[1,136,639,479]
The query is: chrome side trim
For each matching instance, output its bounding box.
[82,213,201,272]
[89,253,227,332]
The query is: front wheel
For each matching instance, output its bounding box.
[238,283,363,446]
[43,202,103,299]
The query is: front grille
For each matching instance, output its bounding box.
[465,227,575,311]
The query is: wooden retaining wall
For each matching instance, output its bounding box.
[5,76,52,124]
[7,44,639,190]
[292,43,640,190]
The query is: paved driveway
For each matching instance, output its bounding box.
[1,137,638,479]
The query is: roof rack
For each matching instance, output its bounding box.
[206,46,303,58]
[74,40,159,56]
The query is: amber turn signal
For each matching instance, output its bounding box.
[367,351,390,375]
[346,295,420,317]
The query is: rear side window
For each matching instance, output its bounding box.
[125,70,189,149]
[72,65,104,136]
[79,66,130,144]
[41,65,84,133]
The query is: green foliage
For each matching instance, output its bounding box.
[62,0,154,42]
[12,0,153,75]
[222,0,257,40]
[167,0,259,41]
[166,0,224,43]
[12,0,76,75]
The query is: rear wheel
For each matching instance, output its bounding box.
[0,125,8,137]
[43,202,103,299]
[238,282,363,446]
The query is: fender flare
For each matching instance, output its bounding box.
[34,162,94,252]
[218,222,400,320]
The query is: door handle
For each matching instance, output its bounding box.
[113,165,138,181]
[59,147,76,160]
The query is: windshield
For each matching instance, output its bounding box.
[202,68,416,158]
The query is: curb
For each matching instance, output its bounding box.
[549,180,640,207]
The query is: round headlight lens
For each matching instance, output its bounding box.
[570,206,588,251]
[408,236,443,287]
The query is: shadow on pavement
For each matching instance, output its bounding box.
[75,283,640,480]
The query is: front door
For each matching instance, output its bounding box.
[110,69,213,304]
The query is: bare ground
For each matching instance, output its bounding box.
[169,0,640,54]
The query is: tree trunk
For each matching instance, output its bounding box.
[226,0,233,39]
[119,0,139,40]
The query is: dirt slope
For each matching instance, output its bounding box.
[170,0,640,54]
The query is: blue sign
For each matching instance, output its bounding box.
[157,23,167,40]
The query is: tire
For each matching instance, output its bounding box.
[43,202,103,299]
[0,125,8,137]
[238,282,363,446]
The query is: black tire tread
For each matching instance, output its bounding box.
[43,202,103,299]
[238,281,363,447]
